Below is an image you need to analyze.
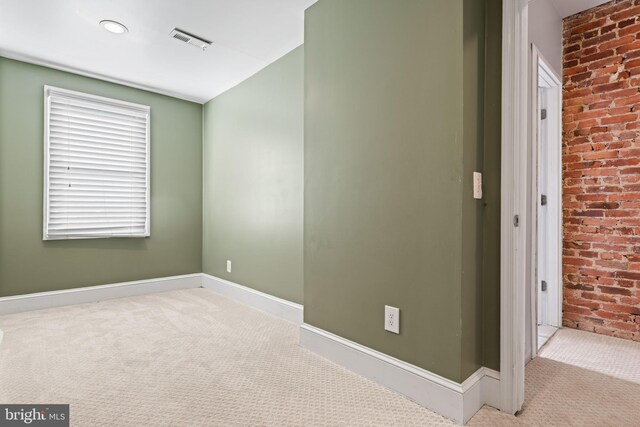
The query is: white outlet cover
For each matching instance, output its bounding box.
[384,305,400,334]
[226,260,232,273]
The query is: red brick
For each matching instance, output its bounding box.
[587,56,624,70]
[565,257,595,266]
[599,35,637,50]
[621,296,640,304]
[565,64,587,76]
[610,5,640,22]
[565,304,594,315]
[619,22,640,36]
[583,151,620,160]
[593,81,630,93]
[593,325,617,335]
[602,303,640,314]
[574,109,607,121]
[585,201,621,209]
[583,292,618,303]
[563,5,640,342]
[609,106,635,115]
[617,40,640,54]
[565,43,581,54]
[595,310,630,320]
[567,297,602,310]
[595,259,629,269]
[577,119,599,129]
[564,312,585,323]
[571,18,608,36]
[616,270,640,280]
[584,32,617,48]
[602,113,638,124]
[618,18,638,29]
[601,88,638,100]
[589,100,613,109]
[581,49,616,64]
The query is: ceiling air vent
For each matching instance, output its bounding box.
[169,28,212,51]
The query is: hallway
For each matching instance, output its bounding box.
[472,328,640,425]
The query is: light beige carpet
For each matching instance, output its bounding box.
[0,289,454,426]
[1,289,639,426]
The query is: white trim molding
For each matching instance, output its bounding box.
[0,274,202,315]
[300,324,500,425]
[501,0,529,415]
[201,274,303,325]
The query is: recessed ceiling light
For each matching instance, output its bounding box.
[100,20,128,35]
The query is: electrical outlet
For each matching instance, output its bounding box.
[384,305,400,334]
[226,260,232,273]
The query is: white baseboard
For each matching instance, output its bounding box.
[201,274,303,325]
[0,273,303,325]
[461,367,501,423]
[300,323,500,425]
[0,273,202,315]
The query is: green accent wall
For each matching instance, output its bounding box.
[482,0,503,372]
[202,47,304,304]
[0,57,203,297]
[461,0,486,380]
[304,0,497,382]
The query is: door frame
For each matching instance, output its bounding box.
[500,0,528,415]
[529,45,563,359]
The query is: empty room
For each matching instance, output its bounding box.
[1,0,639,426]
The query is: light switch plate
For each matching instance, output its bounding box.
[473,172,483,199]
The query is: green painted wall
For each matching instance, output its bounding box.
[0,57,203,298]
[202,47,304,304]
[304,0,467,382]
[461,0,486,380]
[304,0,498,382]
[482,0,503,372]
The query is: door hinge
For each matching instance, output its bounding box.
[541,280,548,292]
[541,194,547,206]
[513,214,520,227]
[541,108,547,120]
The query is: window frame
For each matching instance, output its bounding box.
[43,85,151,240]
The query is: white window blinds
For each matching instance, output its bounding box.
[43,86,150,240]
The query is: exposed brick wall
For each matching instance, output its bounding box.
[562,0,640,341]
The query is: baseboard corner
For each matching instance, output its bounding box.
[201,274,303,325]
[299,323,500,425]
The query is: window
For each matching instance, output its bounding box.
[43,86,150,240]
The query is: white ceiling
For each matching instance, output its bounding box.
[548,0,612,18]
[0,0,316,103]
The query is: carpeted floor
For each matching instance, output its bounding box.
[1,288,639,426]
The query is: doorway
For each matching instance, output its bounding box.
[529,46,563,358]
